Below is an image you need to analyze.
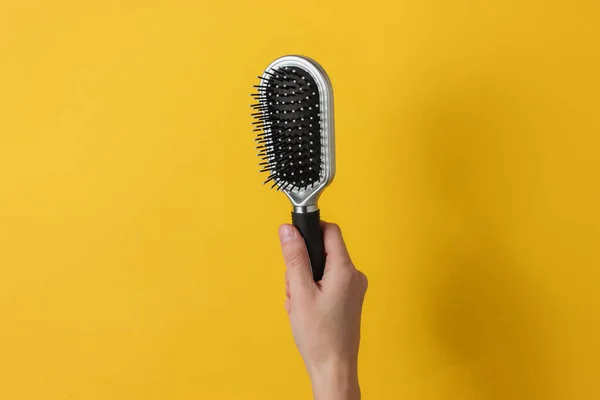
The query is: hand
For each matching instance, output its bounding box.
[278,222,368,400]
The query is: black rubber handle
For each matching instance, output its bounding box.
[292,210,326,281]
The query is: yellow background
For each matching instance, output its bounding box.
[1,1,599,399]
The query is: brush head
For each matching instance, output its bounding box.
[251,56,335,209]
[252,67,323,191]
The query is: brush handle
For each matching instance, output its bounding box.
[292,210,326,282]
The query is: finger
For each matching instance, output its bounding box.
[278,224,316,297]
[285,270,290,299]
[321,222,352,265]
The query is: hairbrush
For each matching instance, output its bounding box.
[251,55,335,281]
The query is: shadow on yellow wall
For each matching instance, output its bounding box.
[403,79,570,399]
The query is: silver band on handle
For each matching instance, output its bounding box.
[293,205,319,214]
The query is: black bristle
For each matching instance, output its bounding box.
[250,66,323,191]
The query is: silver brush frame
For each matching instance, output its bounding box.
[263,55,335,214]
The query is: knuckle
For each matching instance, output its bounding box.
[356,270,368,290]
[361,273,369,290]
[285,250,306,269]
[329,223,342,236]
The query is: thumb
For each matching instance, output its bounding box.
[278,224,315,297]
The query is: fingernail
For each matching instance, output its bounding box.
[279,225,295,244]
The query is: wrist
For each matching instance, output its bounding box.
[309,360,360,400]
